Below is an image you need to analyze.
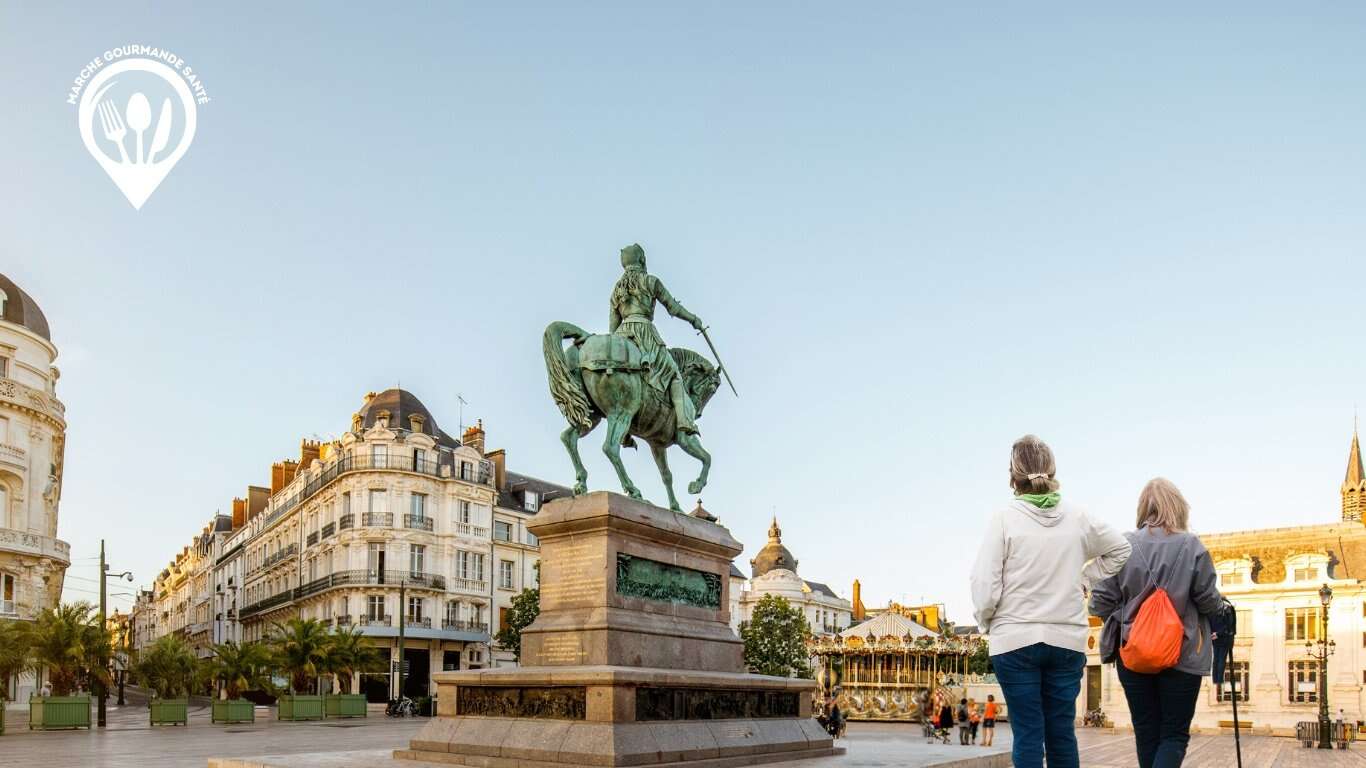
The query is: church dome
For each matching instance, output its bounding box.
[357,389,459,447]
[750,517,799,577]
[0,274,51,341]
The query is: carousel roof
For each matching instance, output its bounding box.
[840,610,938,641]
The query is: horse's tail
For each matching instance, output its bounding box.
[543,321,594,430]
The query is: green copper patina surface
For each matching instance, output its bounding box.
[615,553,722,609]
[542,244,728,513]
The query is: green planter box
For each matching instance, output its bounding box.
[28,695,92,730]
[277,694,324,721]
[149,699,188,726]
[324,694,368,718]
[211,699,256,724]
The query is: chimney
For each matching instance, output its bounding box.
[299,439,321,468]
[463,419,486,454]
[363,391,377,406]
[231,498,246,530]
[486,448,507,489]
[852,579,865,621]
[247,486,270,520]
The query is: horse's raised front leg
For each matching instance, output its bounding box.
[649,442,682,513]
[560,425,589,495]
[602,412,641,500]
[676,431,711,495]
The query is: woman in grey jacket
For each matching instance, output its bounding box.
[1090,478,1225,768]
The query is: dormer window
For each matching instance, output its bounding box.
[524,491,539,512]
[1293,567,1319,582]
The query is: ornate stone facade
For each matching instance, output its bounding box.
[0,274,70,706]
[731,517,852,637]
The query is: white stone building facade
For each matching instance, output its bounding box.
[731,517,852,637]
[0,274,70,706]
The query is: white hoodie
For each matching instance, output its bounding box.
[970,498,1131,657]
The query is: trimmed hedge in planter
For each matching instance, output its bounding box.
[29,696,91,730]
[149,699,189,726]
[212,699,256,724]
[277,694,324,721]
[324,694,367,718]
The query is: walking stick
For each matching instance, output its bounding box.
[1228,642,1243,768]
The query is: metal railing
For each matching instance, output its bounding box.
[442,619,489,634]
[456,522,489,538]
[359,615,391,627]
[404,515,434,531]
[335,615,353,627]
[238,590,294,618]
[321,522,335,539]
[293,569,448,600]
[405,617,432,629]
[1297,720,1355,748]
[259,452,495,528]
[338,514,354,530]
[362,512,393,527]
[259,544,298,571]
[0,599,16,616]
[306,531,319,548]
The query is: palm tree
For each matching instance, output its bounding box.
[27,602,110,696]
[208,641,273,699]
[269,618,331,694]
[0,619,33,702]
[130,635,199,699]
[322,628,385,694]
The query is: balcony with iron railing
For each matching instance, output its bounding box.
[238,589,295,618]
[294,569,447,600]
[338,514,354,530]
[261,543,298,571]
[321,522,335,539]
[404,617,432,629]
[404,515,434,531]
[259,452,495,529]
[335,615,353,627]
[442,619,489,634]
[362,512,393,527]
[359,615,391,627]
[0,599,16,617]
[306,531,319,548]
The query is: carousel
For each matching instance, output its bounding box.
[810,608,981,722]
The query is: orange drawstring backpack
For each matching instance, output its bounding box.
[1120,586,1184,674]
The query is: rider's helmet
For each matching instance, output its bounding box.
[620,243,647,271]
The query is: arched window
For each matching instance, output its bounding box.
[0,288,8,317]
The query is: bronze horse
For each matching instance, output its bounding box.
[542,320,720,512]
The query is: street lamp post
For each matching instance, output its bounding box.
[1305,583,1336,749]
[98,539,134,728]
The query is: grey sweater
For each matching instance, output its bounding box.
[1089,527,1224,677]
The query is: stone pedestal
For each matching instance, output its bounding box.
[396,492,838,767]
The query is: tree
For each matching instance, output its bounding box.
[966,639,992,676]
[0,619,32,702]
[269,618,331,694]
[495,563,540,660]
[322,628,385,694]
[208,641,273,699]
[27,602,111,696]
[130,635,199,699]
[740,594,813,678]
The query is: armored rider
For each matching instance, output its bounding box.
[608,243,705,434]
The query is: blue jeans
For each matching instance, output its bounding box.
[1116,659,1202,768]
[992,642,1085,768]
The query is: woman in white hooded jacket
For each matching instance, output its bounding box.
[970,435,1131,768]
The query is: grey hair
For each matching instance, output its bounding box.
[1009,434,1060,494]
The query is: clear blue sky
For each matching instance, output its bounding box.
[3,3,1364,621]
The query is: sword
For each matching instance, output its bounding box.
[697,326,739,397]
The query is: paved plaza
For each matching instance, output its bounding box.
[3,706,1364,768]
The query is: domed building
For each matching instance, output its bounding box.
[0,274,70,704]
[731,516,851,637]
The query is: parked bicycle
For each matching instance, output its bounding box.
[386,696,416,717]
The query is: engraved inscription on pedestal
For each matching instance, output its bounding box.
[540,542,606,607]
[616,553,721,609]
[635,687,801,721]
[538,635,588,664]
[457,686,587,720]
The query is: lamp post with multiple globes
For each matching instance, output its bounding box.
[1305,583,1335,749]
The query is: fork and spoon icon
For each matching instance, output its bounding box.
[94,85,173,166]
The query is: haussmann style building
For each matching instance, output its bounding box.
[129,389,568,701]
